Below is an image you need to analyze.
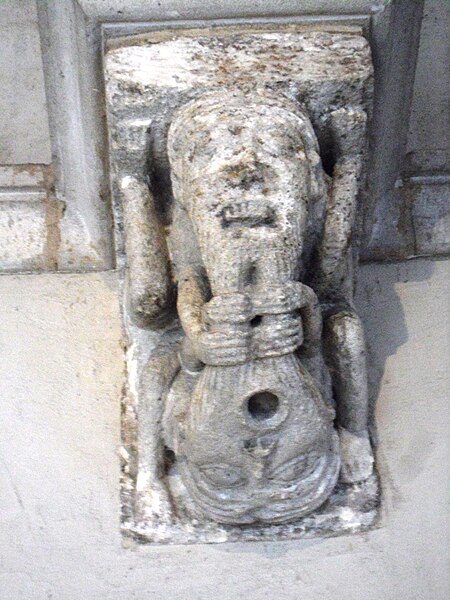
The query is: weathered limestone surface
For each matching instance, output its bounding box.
[0,260,448,598]
[105,28,372,191]
[0,195,48,271]
[104,29,379,542]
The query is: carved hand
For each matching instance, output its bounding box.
[252,314,303,358]
[191,328,251,366]
[251,282,322,358]
[194,293,252,365]
[248,283,303,358]
[202,293,253,326]
[200,284,322,361]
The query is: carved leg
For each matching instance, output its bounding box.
[296,284,333,404]
[135,348,180,524]
[324,310,374,483]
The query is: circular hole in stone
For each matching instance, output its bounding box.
[247,391,279,421]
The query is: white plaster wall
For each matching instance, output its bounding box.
[1,259,448,599]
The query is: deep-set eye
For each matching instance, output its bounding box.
[199,464,246,488]
[270,455,321,483]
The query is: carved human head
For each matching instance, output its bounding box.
[166,355,340,525]
[168,91,327,292]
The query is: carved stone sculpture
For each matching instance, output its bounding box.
[105,28,378,543]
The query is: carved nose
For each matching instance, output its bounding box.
[244,435,278,458]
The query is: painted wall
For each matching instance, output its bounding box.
[1,259,448,598]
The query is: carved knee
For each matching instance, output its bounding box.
[325,310,365,349]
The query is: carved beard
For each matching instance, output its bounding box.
[164,91,338,524]
[188,188,307,294]
[165,354,339,524]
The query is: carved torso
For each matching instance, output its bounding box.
[160,92,340,523]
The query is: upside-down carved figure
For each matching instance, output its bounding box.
[121,89,374,526]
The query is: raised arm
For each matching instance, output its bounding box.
[120,176,174,327]
[312,109,374,482]
[314,108,368,303]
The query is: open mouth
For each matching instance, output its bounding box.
[220,204,276,229]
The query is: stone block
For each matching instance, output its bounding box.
[104,27,378,543]
[0,0,51,164]
[0,195,47,271]
[411,182,450,255]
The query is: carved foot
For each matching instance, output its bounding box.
[338,427,374,484]
[135,478,174,526]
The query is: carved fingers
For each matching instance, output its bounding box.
[252,314,303,358]
[192,328,251,366]
[251,283,322,358]
[189,293,253,366]
[188,283,322,365]
[203,293,252,326]
[192,319,301,365]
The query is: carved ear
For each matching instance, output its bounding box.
[120,176,175,328]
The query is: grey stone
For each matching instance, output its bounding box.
[0,0,51,164]
[80,0,388,22]
[406,0,450,173]
[410,182,450,256]
[36,0,115,271]
[0,196,47,272]
[105,28,378,542]
[361,0,425,261]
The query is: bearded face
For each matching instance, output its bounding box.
[168,92,324,294]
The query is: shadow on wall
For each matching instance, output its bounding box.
[355,258,436,444]
[194,258,440,560]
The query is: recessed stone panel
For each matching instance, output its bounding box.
[0,0,51,164]
[411,182,450,256]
